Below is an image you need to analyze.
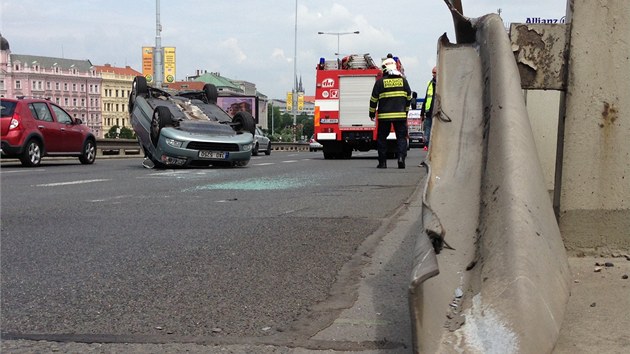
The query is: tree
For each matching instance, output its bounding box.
[104,125,135,139]
[119,126,135,139]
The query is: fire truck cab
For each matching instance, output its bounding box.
[313,54,403,159]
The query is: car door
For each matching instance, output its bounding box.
[28,102,65,153]
[50,103,84,153]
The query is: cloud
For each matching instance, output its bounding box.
[219,38,246,63]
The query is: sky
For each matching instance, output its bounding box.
[0,1,567,99]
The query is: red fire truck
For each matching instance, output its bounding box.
[313,54,404,159]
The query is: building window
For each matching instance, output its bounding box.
[81,98,85,107]
[15,80,21,89]
[72,83,77,91]
[80,84,85,92]
[73,98,77,106]
[55,82,60,90]
[63,83,68,90]
[14,64,20,71]
[46,81,51,90]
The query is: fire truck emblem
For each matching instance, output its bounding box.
[322,78,335,88]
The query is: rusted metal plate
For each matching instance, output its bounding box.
[510,23,569,90]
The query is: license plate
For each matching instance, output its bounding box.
[199,150,227,159]
[411,139,421,143]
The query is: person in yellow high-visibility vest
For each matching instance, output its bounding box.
[421,66,437,151]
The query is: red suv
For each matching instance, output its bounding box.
[1,97,96,166]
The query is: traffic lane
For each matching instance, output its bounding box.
[1,154,423,339]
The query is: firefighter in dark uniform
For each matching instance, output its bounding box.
[369,55,412,169]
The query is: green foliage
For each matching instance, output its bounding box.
[105,125,135,139]
[267,103,313,140]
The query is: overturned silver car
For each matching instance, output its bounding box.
[129,76,255,168]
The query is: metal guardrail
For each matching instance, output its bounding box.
[409,4,570,353]
[95,139,309,156]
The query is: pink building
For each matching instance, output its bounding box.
[0,34,103,137]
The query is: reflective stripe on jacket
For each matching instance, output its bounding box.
[369,73,412,120]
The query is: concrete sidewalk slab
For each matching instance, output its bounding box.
[553,256,630,354]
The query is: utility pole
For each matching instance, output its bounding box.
[292,0,298,142]
[154,0,163,87]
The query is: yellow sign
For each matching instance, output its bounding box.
[297,92,304,112]
[163,47,176,83]
[286,92,293,111]
[142,47,154,83]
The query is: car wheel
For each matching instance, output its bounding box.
[203,84,218,104]
[252,142,259,156]
[79,139,96,164]
[151,106,173,146]
[265,142,272,155]
[129,76,148,113]
[20,139,42,167]
[232,111,256,136]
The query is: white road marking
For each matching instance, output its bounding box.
[36,179,110,187]
[0,168,46,174]
[282,160,298,163]
[253,163,275,166]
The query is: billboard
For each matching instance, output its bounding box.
[217,96,259,124]
[163,47,176,83]
[142,47,154,83]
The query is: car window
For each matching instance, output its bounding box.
[29,102,54,122]
[1,101,17,118]
[51,104,73,124]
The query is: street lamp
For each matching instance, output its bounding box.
[317,31,360,59]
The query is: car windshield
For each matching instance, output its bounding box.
[1,101,16,118]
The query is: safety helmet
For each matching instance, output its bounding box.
[381,58,397,71]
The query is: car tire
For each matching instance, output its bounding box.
[265,142,272,155]
[252,142,259,156]
[203,84,218,104]
[19,139,42,167]
[232,111,256,136]
[79,139,96,164]
[151,106,173,146]
[233,160,249,167]
[129,76,148,113]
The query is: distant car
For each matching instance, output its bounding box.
[1,97,96,166]
[252,126,271,156]
[309,135,323,152]
[408,131,425,149]
[129,76,255,168]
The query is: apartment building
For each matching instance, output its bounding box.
[94,64,142,137]
[0,34,103,137]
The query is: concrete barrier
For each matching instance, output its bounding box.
[409,5,570,353]
[93,139,309,156]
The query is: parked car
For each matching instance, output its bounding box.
[252,126,271,156]
[309,135,323,152]
[1,97,96,166]
[129,76,255,168]
[408,131,425,149]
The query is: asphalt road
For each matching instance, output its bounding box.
[1,150,427,352]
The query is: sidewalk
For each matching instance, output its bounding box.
[553,255,630,354]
